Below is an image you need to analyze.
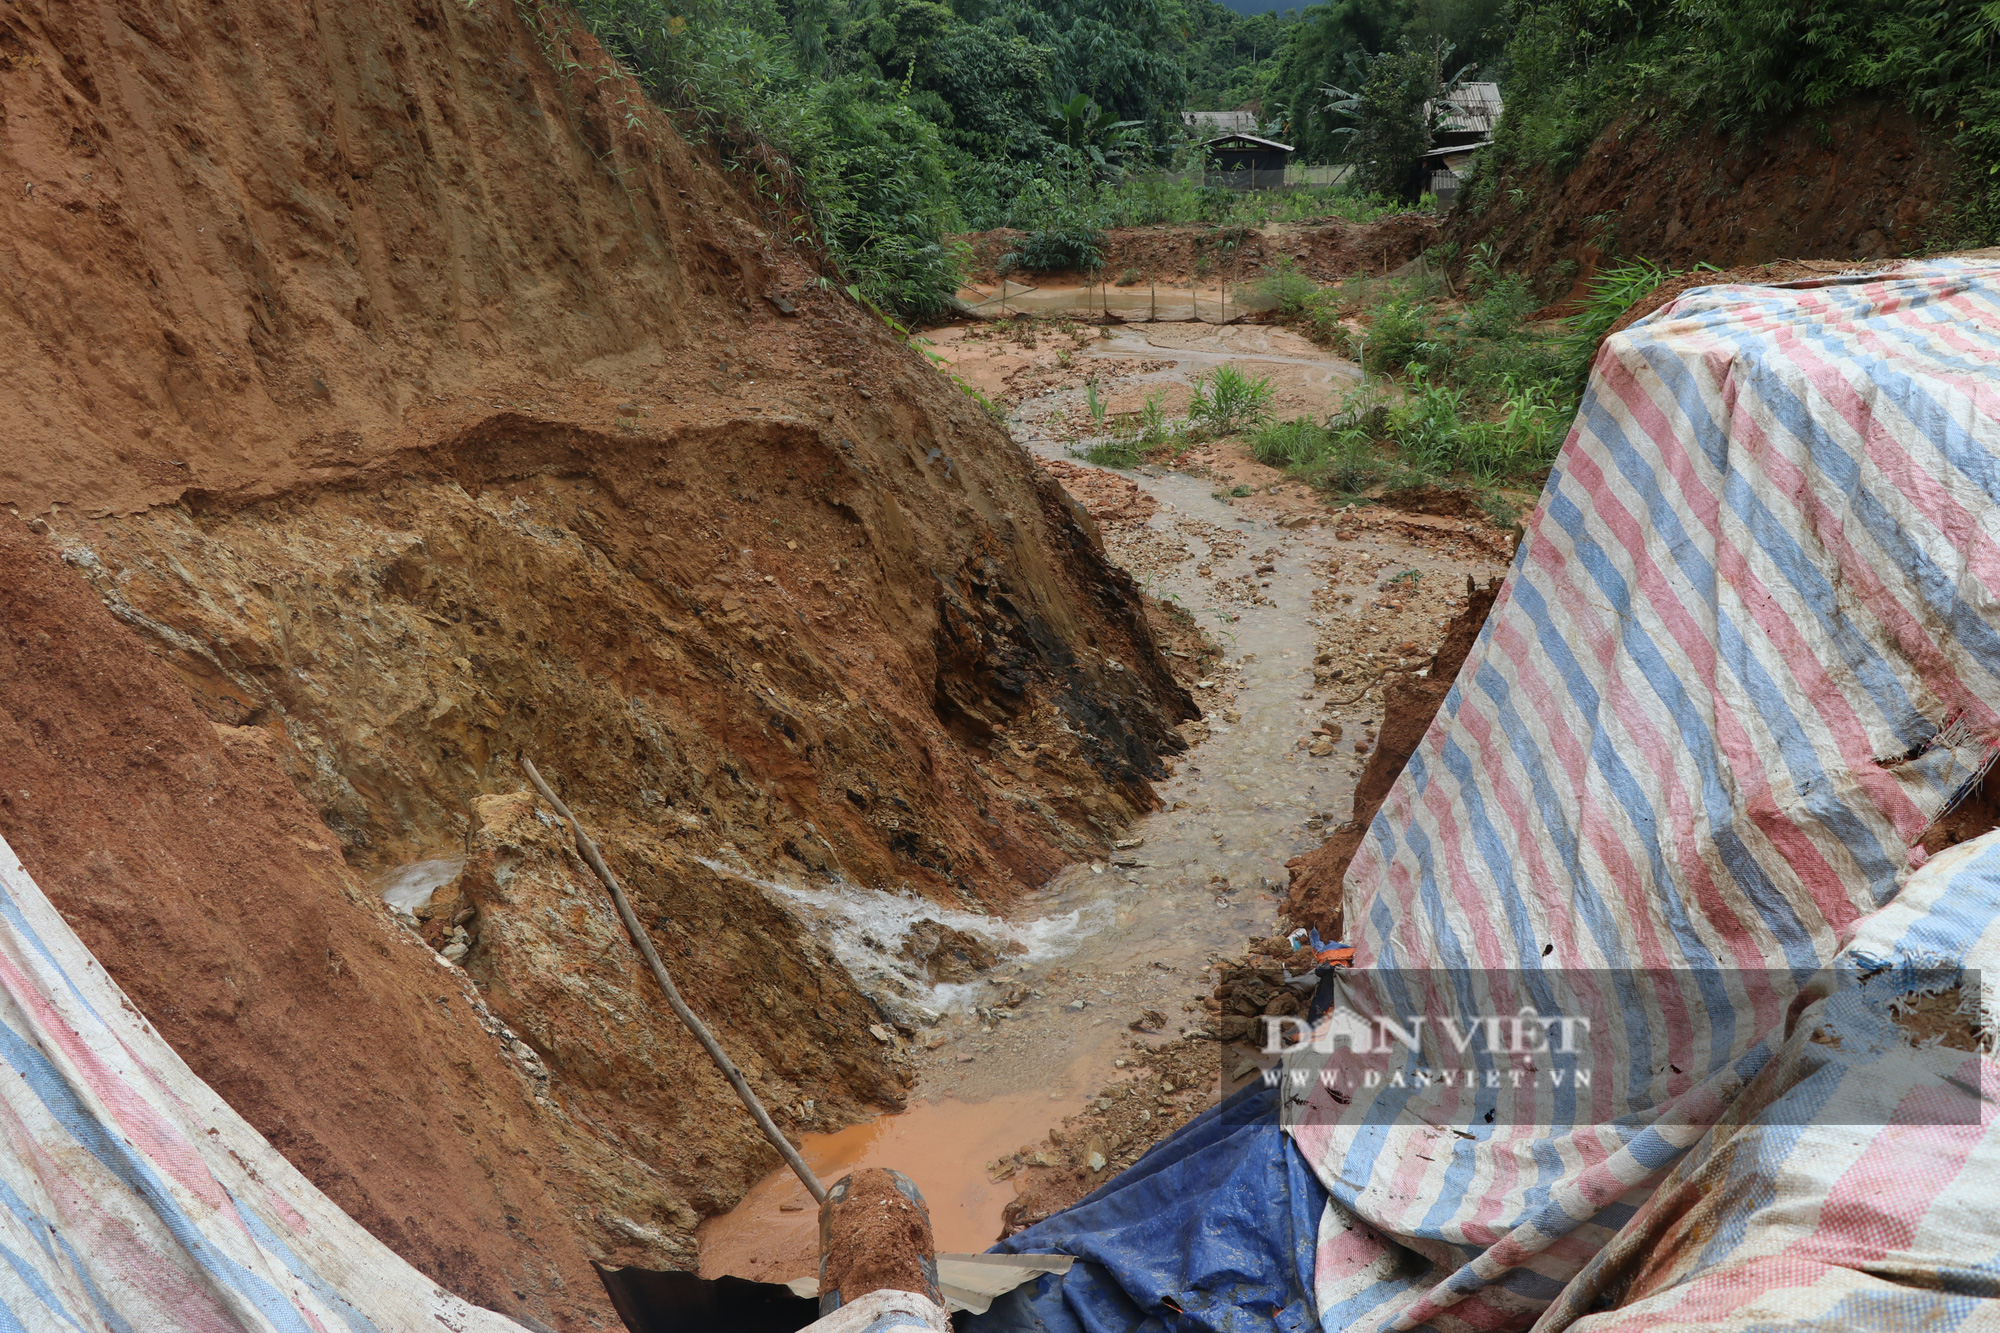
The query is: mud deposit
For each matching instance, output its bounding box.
[0,0,1199,1318]
[702,322,1510,1278]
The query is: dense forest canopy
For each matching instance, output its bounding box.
[560,0,1999,317]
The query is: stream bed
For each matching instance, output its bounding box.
[699,321,1505,1282]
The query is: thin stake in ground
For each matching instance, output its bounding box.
[519,755,828,1203]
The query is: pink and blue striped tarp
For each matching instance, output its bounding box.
[0,832,530,1333]
[1284,258,2000,1332]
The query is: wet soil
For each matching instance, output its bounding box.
[1452,101,1959,305]
[1890,984,1985,1054]
[818,1168,941,1307]
[701,321,1511,1276]
[0,0,1205,1308]
[1921,761,2000,857]
[1285,575,1502,933]
[957,217,1440,289]
[0,517,607,1329]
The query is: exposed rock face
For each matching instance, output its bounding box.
[0,0,1195,1324]
[899,917,1017,984]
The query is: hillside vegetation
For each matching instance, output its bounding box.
[552,0,1529,316]
[1470,0,2000,248]
[554,0,1291,315]
[558,0,1998,323]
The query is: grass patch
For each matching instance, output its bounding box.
[1078,389,1184,469]
[1250,417,1333,468]
[1253,251,1678,506]
[1082,438,1149,468]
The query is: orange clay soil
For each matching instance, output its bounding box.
[1454,101,1960,306]
[0,516,607,1329]
[0,1,1197,1325]
[818,1169,941,1307]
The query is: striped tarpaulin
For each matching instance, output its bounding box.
[0,832,527,1332]
[1283,259,2000,1332]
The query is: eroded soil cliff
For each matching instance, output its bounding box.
[1452,102,1960,300]
[0,0,1192,1323]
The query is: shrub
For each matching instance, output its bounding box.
[1465,273,1539,339]
[1555,258,1678,388]
[1137,391,1174,448]
[1257,260,1320,316]
[1364,299,1435,374]
[1454,335,1567,402]
[1380,371,1569,485]
[1000,223,1106,274]
[1186,365,1276,435]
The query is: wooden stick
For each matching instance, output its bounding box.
[519,756,828,1203]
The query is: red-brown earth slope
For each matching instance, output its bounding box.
[0,0,1194,1324]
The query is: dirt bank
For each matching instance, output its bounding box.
[1454,101,1959,302]
[957,216,1440,289]
[0,517,607,1329]
[1284,575,1501,933]
[0,0,1197,1317]
[699,318,1510,1255]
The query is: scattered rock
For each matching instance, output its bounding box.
[899,919,1014,985]
[997,1038,1219,1237]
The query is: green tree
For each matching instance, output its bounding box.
[1326,45,1439,198]
[1266,0,1407,159]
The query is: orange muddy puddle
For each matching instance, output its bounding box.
[698,1083,1091,1282]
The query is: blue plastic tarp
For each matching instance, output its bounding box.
[970,1081,1326,1333]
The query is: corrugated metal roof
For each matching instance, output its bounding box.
[1436,82,1502,134]
[1203,133,1294,153]
[1420,138,1493,161]
[1181,110,1258,133]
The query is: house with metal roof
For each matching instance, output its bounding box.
[1202,132,1294,191]
[1422,82,1502,207]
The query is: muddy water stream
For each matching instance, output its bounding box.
[700,323,1495,1280]
[955,281,1278,323]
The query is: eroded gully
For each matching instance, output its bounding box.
[698,321,1504,1279]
